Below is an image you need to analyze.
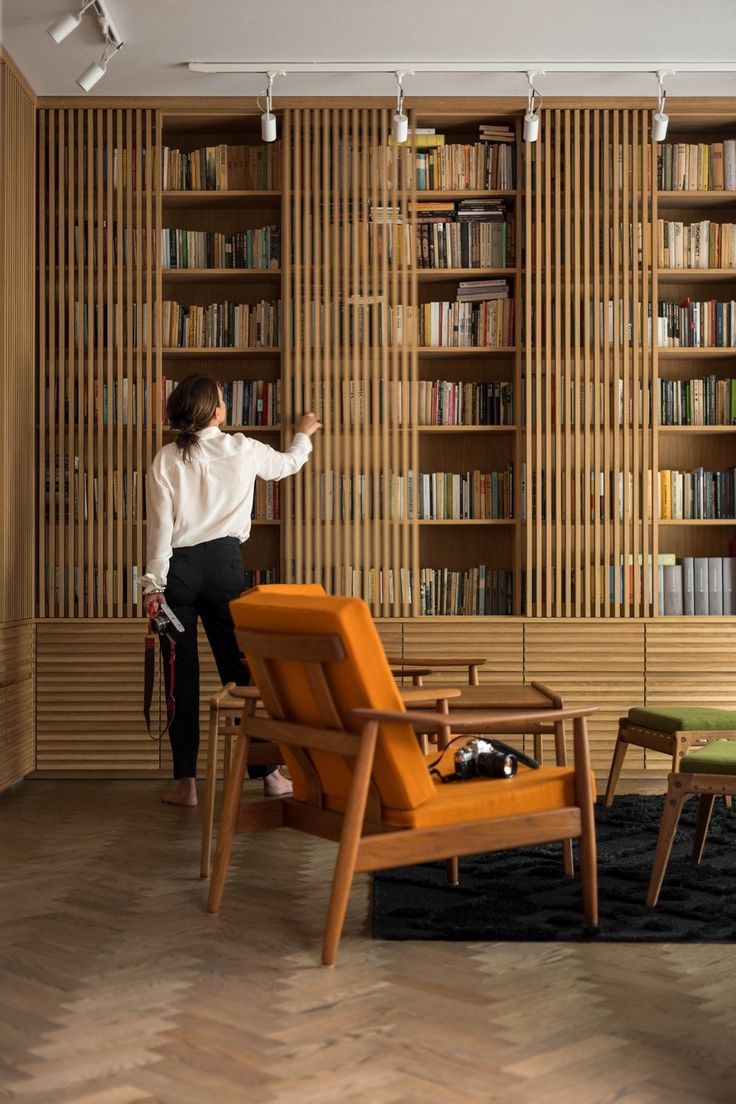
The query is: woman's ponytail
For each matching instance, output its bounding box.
[166,375,220,462]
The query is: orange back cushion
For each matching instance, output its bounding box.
[230,591,435,813]
[246,583,328,597]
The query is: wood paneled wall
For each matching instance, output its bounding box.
[285,108,417,616]
[37,108,158,618]
[1,58,36,790]
[524,109,656,617]
[1,61,36,623]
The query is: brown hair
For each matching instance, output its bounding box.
[167,374,220,461]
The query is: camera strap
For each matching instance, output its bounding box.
[143,619,177,739]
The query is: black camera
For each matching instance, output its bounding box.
[454,738,517,779]
[147,597,185,637]
[149,611,173,635]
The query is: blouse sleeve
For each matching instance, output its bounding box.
[141,467,175,591]
[251,431,313,481]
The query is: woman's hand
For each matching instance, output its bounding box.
[296,412,322,437]
[144,592,165,619]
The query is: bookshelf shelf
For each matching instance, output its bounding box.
[418,425,516,433]
[160,347,282,356]
[162,268,281,282]
[418,519,516,526]
[163,424,280,433]
[160,190,281,206]
[416,347,516,356]
[659,519,736,526]
[415,268,516,281]
[415,190,517,200]
[657,348,736,358]
[658,425,736,434]
[657,269,736,281]
[658,190,736,209]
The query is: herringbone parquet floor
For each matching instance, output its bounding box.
[1,781,735,1104]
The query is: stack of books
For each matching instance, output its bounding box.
[658,556,736,614]
[657,141,736,191]
[659,466,736,519]
[162,143,281,190]
[161,227,280,270]
[658,376,736,425]
[657,299,736,347]
[417,379,513,425]
[657,220,736,268]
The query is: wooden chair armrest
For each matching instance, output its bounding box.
[349,705,597,732]
[225,685,262,701]
[399,687,461,705]
[387,655,489,669]
[529,681,564,708]
[211,682,238,707]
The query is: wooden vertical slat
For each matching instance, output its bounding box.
[115,109,124,612]
[651,123,660,615]
[592,111,602,615]
[38,111,47,617]
[602,110,611,617]
[553,110,562,615]
[641,110,651,616]
[134,109,144,612]
[582,110,591,616]
[86,109,95,615]
[563,110,572,617]
[631,111,641,616]
[622,111,631,613]
[408,116,419,616]
[64,108,74,618]
[282,109,293,587]
[534,125,543,615]
[544,107,552,617]
[145,109,155,612]
[322,107,333,592]
[524,129,533,615]
[49,111,58,615]
[124,110,133,614]
[95,110,104,613]
[572,110,581,617]
[105,110,114,616]
[302,107,313,587]
[306,107,318,586]
[612,111,621,614]
[76,108,86,615]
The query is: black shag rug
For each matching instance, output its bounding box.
[372,794,736,942]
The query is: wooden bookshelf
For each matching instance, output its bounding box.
[26,97,736,781]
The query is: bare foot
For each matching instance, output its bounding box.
[263,769,293,798]
[161,778,198,806]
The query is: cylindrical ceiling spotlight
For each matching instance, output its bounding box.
[391,70,413,143]
[260,71,285,142]
[76,36,122,90]
[523,71,543,142]
[651,70,671,142]
[47,0,96,43]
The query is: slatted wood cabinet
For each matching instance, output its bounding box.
[27,101,736,779]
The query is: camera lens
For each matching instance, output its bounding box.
[476,750,517,778]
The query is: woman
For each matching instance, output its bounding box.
[141,373,321,807]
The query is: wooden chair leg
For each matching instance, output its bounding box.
[200,702,220,879]
[208,733,250,915]
[223,721,234,787]
[647,781,687,908]
[322,721,379,966]
[436,698,459,887]
[533,732,543,764]
[603,726,629,807]
[573,716,598,927]
[691,793,716,865]
[725,795,733,810]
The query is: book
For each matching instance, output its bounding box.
[663,564,684,615]
[723,556,736,615]
[682,557,695,615]
[708,556,724,615]
[693,557,709,614]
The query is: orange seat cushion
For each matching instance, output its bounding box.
[383,765,578,829]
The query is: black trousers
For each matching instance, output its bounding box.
[160,536,275,780]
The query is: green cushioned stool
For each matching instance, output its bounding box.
[647,739,736,907]
[604,707,736,807]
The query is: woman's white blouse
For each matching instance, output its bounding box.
[142,426,312,591]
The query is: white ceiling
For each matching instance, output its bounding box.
[2,0,736,100]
